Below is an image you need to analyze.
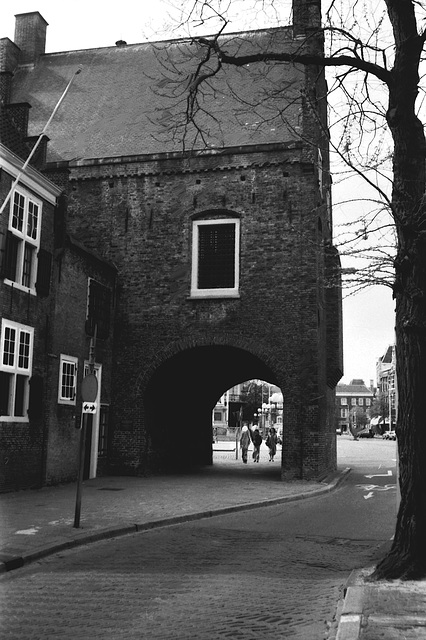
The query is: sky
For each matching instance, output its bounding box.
[1,0,397,385]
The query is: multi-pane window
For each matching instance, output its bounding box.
[366,398,371,406]
[2,189,42,291]
[0,319,33,420]
[340,408,348,418]
[358,398,364,406]
[191,218,240,298]
[351,398,357,405]
[58,355,78,404]
[340,398,347,405]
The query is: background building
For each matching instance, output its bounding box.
[336,380,375,435]
[375,345,397,432]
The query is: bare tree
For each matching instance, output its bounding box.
[160,0,426,580]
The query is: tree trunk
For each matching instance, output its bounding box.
[372,30,426,578]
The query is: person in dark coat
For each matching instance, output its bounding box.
[266,427,278,462]
[251,427,262,462]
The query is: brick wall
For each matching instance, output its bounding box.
[0,171,55,491]
[45,243,116,485]
[51,142,340,479]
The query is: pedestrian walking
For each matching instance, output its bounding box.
[251,426,262,462]
[240,425,251,464]
[266,427,278,461]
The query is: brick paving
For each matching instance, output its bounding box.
[0,445,343,571]
[0,477,358,640]
[1,440,426,639]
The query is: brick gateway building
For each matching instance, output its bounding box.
[0,3,343,488]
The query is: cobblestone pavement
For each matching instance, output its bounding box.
[0,469,390,640]
[3,437,419,640]
[0,444,339,567]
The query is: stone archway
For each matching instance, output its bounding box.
[143,344,280,472]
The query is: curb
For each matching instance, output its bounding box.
[0,467,350,574]
[336,586,364,640]
[336,568,370,640]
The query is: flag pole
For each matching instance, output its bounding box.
[0,66,82,215]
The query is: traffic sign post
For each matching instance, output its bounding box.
[74,332,98,528]
[82,402,97,414]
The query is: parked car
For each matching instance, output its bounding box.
[357,427,374,438]
[336,427,342,435]
[383,430,396,440]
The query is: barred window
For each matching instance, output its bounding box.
[191,218,240,298]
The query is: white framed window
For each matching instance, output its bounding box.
[58,355,78,405]
[358,398,364,406]
[191,218,240,298]
[366,398,371,406]
[0,319,33,421]
[3,188,42,293]
[341,408,348,418]
[340,397,347,405]
[351,398,357,405]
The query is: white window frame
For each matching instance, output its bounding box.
[4,187,42,294]
[58,355,78,405]
[191,218,240,298]
[340,397,347,405]
[0,319,33,421]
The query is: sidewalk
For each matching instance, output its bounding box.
[337,567,426,640]
[0,447,347,572]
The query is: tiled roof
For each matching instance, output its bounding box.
[336,384,374,396]
[10,28,304,163]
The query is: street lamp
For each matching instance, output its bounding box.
[262,402,271,433]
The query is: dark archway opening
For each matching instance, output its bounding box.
[144,345,279,472]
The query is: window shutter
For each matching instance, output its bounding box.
[28,374,43,420]
[0,231,19,281]
[0,230,5,279]
[35,249,52,297]
[198,224,235,289]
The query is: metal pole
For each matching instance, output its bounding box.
[73,413,87,528]
[73,327,97,528]
[0,66,82,216]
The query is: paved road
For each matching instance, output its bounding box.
[0,437,397,640]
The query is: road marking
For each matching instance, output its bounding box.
[365,470,392,478]
[364,492,374,500]
[357,483,395,492]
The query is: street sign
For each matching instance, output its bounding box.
[81,373,98,402]
[82,402,97,414]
